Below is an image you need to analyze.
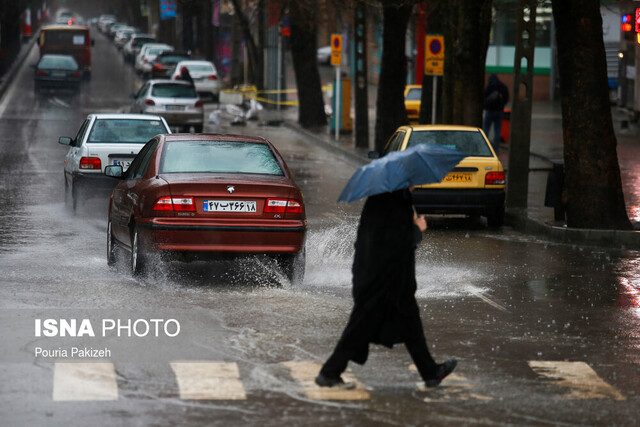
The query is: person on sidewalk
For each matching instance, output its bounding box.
[483,74,509,154]
[315,189,457,389]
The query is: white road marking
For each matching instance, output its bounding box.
[409,364,493,401]
[282,361,370,400]
[528,361,626,400]
[170,361,247,400]
[53,362,118,401]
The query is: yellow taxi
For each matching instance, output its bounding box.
[404,85,422,123]
[382,125,506,226]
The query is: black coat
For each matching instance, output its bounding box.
[339,190,423,365]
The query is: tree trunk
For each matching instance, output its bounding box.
[442,0,492,126]
[289,0,327,128]
[230,0,264,90]
[374,0,414,152]
[552,0,631,230]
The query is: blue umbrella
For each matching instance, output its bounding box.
[338,144,466,203]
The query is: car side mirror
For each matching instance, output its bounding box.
[58,136,73,146]
[104,165,124,179]
[368,151,380,159]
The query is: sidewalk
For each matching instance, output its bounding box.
[279,93,640,250]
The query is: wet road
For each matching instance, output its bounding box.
[0,31,639,426]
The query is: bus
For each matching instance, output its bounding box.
[39,25,94,79]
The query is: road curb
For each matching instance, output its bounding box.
[0,34,38,103]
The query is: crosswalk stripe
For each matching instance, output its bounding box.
[170,361,247,400]
[282,361,370,400]
[410,364,493,401]
[53,362,118,401]
[528,361,626,401]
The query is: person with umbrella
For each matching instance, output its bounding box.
[315,144,463,389]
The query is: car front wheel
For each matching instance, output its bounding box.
[130,225,147,276]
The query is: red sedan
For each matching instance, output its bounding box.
[105,133,306,284]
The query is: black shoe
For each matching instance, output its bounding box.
[424,358,457,388]
[315,373,356,389]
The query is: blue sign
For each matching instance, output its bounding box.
[160,0,176,20]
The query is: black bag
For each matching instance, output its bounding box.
[484,90,502,110]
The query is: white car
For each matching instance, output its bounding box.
[123,33,156,63]
[135,43,173,76]
[58,114,171,212]
[317,46,331,64]
[169,60,220,101]
[114,26,137,49]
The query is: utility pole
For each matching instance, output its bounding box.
[506,0,537,210]
[354,1,369,149]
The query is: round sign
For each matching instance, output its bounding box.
[333,37,341,49]
[429,39,442,55]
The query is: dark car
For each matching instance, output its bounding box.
[150,51,191,79]
[34,54,82,94]
[105,133,307,283]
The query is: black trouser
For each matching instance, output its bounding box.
[320,314,438,381]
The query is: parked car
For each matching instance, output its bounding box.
[114,26,137,49]
[317,46,331,64]
[150,51,191,79]
[380,125,506,226]
[130,80,204,132]
[58,114,171,212]
[104,133,306,284]
[33,54,82,94]
[134,43,173,76]
[98,15,116,33]
[123,33,155,63]
[404,85,422,123]
[169,60,220,101]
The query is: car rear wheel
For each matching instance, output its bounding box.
[486,205,505,227]
[130,225,147,276]
[281,249,305,286]
[107,220,116,266]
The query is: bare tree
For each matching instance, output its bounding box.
[552,0,631,229]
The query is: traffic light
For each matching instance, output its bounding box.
[621,13,632,32]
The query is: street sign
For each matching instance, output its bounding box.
[425,35,444,76]
[331,34,342,66]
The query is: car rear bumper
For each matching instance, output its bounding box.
[412,188,505,215]
[137,217,306,254]
[71,172,119,196]
[154,111,203,126]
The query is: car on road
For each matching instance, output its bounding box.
[59,114,171,212]
[113,26,137,49]
[123,33,156,63]
[38,24,94,79]
[129,80,204,133]
[404,85,422,124]
[150,51,191,79]
[317,46,331,64]
[168,60,220,101]
[104,133,307,284]
[380,125,506,226]
[33,54,82,94]
[134,43,173,76]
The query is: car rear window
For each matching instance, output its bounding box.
[38,55,78,70]
[87,119,167,143]
[406,130,494,157]
[151,84,197,98]
[158,55,189,64]
[161,140,284,175]
[185,64,215,73]
[43,30,87,46]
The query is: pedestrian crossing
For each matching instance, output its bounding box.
[46,360,625,402]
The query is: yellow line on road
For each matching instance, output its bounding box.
[528,361,625,400]
[53,362,118,401]
[170,361,247,400]
[282,361,369,400]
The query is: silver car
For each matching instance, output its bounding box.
[58,114,171,212]
[129,80,204,133]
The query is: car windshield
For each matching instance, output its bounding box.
[185,64,214,73]
[406,130,493,157]
[148,47,170,56]
[161,140,284,175]
[151,84,197,98]
[87,119,166,143]
[133,38,155,46]
[158,55,189,64]
[406,88,421,100]
[38,55,78,70]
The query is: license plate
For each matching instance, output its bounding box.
[112,159,132,171]
[443,173,472,183]
[203,200,257,212]
[51,71,66,78]
[166,105,184,111]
